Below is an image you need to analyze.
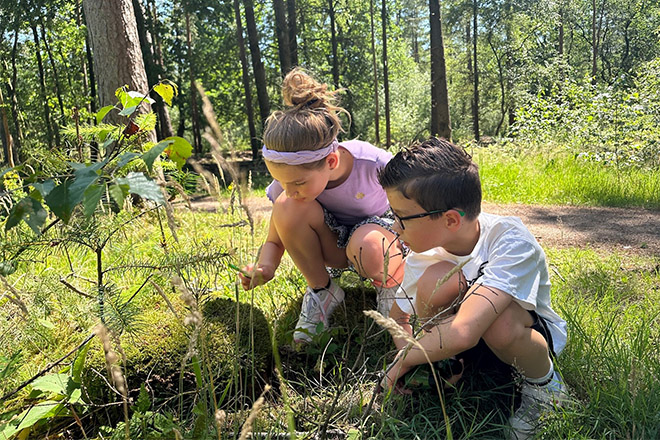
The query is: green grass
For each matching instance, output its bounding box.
[475,149,660,209]
[1,150,660,439]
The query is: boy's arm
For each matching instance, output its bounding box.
[239,214,285,290]
[382,282,513,388]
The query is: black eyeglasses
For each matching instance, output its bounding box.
[393,208,465,230]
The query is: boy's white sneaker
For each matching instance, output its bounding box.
[375,285,398,317]
[508,372,569,440]
[293,280,345,343]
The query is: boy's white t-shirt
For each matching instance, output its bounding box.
[397,212,567,354]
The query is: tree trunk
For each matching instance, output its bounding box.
[82,0,152,119]
[328,0,340,88]
[133,0,173,140]
[0,87,14,167]
[147,0,173,138]
[233,0,259,158]
[76,0,92,121]
[185,13,202,155]
[83,9,97,116]
[429,0,451,141]
[471,0,480,141]
[9,25,23,163]
[273,0,292,76]
[243,0,270,127]
[39,19,66,121]
[558,4,564,56]
[381,0,391,148]
[30,23,54,148]
[369,0,380,145]
[287,0,298,66]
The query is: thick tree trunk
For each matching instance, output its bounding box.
[381,0,391,148]
[369,0,380,145]
[83,0,151,119]
[185,13,202,155]
[328,0,340,88]
[471,0,480,141]
[31,23,54,148]
[429,0,451,141]
[243,0,270,127]
[233,0,259,158]
[273,0,292,76]
[287,0,298,66]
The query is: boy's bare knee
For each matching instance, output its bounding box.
[482,303,533,350]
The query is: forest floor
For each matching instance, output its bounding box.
[187,196,660,258]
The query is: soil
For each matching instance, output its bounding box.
[187,196,660,258]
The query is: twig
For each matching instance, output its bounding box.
[59,278,94,299]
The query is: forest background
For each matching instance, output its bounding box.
[0,0,659,439]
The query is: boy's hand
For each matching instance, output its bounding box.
[238,263,274,290]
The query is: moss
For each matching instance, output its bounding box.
[82,297,272,412]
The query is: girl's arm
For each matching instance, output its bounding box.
[239,215,285,290]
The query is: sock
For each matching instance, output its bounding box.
[525,359,554,387]
[312,279,331,293]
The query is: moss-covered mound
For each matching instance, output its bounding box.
[82,297,272,411]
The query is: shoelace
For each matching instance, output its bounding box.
[300,289,326,322]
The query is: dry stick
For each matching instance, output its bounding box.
[59,277,94,299]
[0,333,96,403]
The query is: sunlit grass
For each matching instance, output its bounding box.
[474,148,660,209]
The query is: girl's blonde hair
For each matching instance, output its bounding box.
[263,68,346,168]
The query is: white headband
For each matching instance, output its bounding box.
[261,139,339,165]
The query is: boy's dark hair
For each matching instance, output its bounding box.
[378,137,482,219]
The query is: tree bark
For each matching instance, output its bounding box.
[243,0,270,127]
[286,0,298,66]
[30,23,54,148]
[328,0,340,88]
[369,0,380,145]
[185,13,202,155]
[9,24,23,163]
[471,0,480,141]
[0,87,14,167]
[429,0,451,141]
[381,0,391,147]
[82,0,151,118]
[233,0,259,158]
[273,0,292,76]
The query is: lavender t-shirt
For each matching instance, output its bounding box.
[265,139,392,226]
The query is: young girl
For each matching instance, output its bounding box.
[239,68,405,343]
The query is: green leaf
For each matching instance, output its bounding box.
[108,183,128,208]
[115,152,140,170]
[96,105,115,124]
[154,82,177,106]
[15,401,62,431]
[135,383,151,413]
[31,373,71,395]
[30,180,55,200]
[116,172,164,204]
[82,183,105,218]
[163,136,193,169]
[5,197,47,234]
[142,139,173,173]
[71,342,91,383]
[118,105,137,117]
[45,180,74,223]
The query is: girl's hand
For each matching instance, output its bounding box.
[238,263,274,290]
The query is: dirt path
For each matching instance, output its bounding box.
[190,196,660,257]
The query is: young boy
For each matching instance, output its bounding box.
[377,137,568,439]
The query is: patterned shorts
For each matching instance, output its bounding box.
[322,207,409,278]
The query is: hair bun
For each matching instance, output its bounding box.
[282,69,332,109]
